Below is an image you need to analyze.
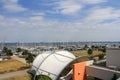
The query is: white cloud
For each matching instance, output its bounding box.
[54,0,83,15]
[1,0,18,4]
[1,0,27,12]
[60,4,82,15]
[29,16,43,21]
[0,14,120,42]
[86,7,120,22]
[49,0,108,15]
[31,12,45,16]
[81,0,108,4]
[4,4,27,12]
[0,15,4,20]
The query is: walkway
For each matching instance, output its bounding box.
[0,69,28,79]
[0,55,28,79]
[11,55,26,64]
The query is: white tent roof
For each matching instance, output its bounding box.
[31,50,76,80]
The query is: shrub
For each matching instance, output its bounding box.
[98,53,104,60]
[87,48,93,55]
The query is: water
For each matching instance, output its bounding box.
[0,42,120,48]
[1,42,120,46]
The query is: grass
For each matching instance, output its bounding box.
[1,73,31,80]
[0,59,30,74]
[87,76,95,80]
[38,75,51,80]
[71,50,103,57]
[1,74,52,80]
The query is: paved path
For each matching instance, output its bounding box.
[95,59,106,64]
[11,55,26,64]
[0,55,29,79]
[0,69,28,79]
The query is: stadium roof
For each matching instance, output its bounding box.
[31,50,76,80]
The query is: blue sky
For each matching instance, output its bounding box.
[0,0,120,42]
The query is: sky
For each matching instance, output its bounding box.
[0,0,120,42]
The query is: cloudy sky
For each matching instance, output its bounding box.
[0,0,120,42]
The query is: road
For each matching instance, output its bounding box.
[0,69,28,79]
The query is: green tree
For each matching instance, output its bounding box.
[102,47,106,53]
[16,48,22,52]
[98,53,104,60]
[2,47,13,56]
[2,47,8,53]
[7,49,13,56]
[91,45,95,50]
[87,48,93,55]
[22,50,29,55]
[95,45,99,50]
[25,53,34,64]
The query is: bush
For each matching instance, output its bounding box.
[32,75,51,80]
[98,53,104,60]
[87,48,93,55]
[38,75,51,80]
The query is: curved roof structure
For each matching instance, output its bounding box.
[31,50,76,80]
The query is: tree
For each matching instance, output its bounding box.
[16,48,22,52]
[21,49,34,64]
[25,53,34,64]
[102,47,106,53]
[91,45,95,50]
[87,48,93,55]
[22,50,29,55]
[6,49,13,56]
[83,44,88,50]
[2,47,8,54]
[2,47,13,56]
[95,45,99,50]
[98,53,104,60]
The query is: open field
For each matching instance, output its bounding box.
[71,50,103,57]
[0,59,30,74]
[0,73,31,80]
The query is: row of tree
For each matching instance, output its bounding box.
[87,46,106,60]
[83,44,107,51]
[2,47,34,64]
[87,46,106,55]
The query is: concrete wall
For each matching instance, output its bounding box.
[106,48,120,68]
[86,66,120,80]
